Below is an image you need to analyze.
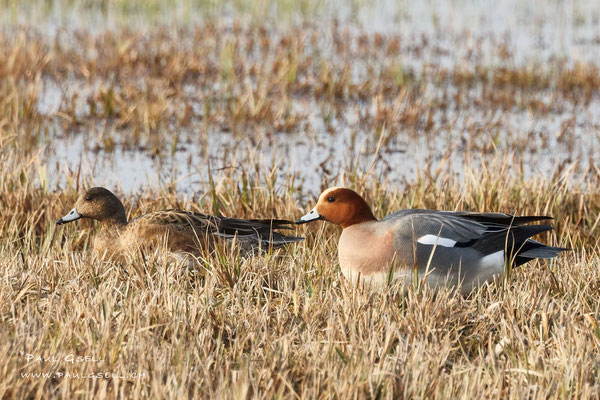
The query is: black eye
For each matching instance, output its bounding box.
[85,195,92,201]
[327,196,335,203]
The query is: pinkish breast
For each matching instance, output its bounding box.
[338,222,396,276]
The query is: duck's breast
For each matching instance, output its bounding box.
[93,226,125,261]
[338,221,400,284]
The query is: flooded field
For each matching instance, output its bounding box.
[3,1,600,399]
[2,0,600,196]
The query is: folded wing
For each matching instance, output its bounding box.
[129,210,303,251]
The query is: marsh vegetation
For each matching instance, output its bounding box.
[1,0,599,398]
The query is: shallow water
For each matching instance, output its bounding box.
[6,0,599,66]
[43,93,600,196]
[6,0,600,195]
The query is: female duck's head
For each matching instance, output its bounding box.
[57,187,127,225]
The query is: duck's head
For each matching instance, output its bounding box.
[296,187,376,229]
[57,187,127,225]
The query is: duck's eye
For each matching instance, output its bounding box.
[85,195,92,201]
[327,196,335,203]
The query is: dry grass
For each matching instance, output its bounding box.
[2,2,600,398]
[1,147,600,398]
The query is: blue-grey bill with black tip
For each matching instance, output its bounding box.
[57,208,81,225]
[296,207,323,224]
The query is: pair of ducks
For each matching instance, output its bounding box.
[58,187,567,293]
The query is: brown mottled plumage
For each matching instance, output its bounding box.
[57,187,303,260]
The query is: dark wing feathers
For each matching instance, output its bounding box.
[216,216,303,247]
[440,211,553,227]
[394,209,567,263]
[467,224,554,255]
[217,216,296,234]
[133,209,302,247]
[513,240,570,266]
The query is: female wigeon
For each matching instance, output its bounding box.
[296,187,568,293]
[57,187,303,260]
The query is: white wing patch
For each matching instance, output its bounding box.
[417,234,457,247]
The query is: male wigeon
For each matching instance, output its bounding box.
[57,187,303,260]
[296,187,568,293]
